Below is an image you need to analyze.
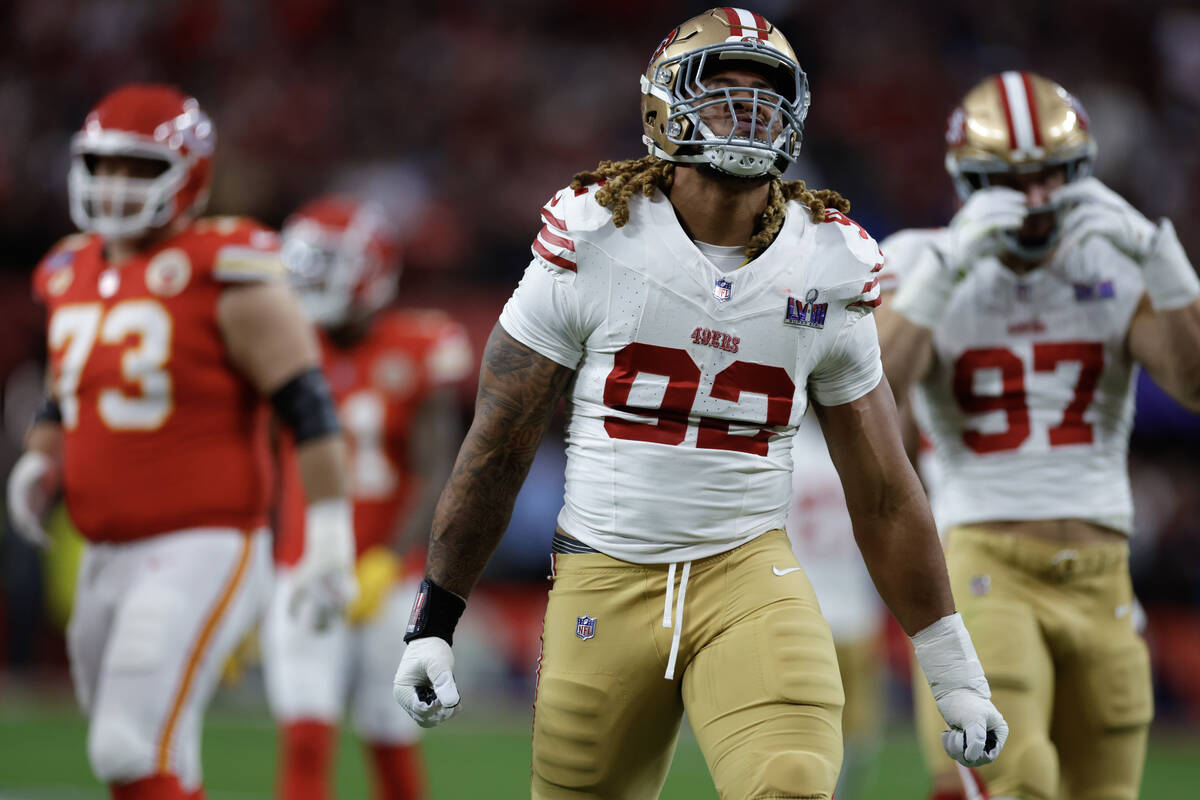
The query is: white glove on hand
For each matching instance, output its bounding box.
[6,451,59,547]
[891,187,1026,329]
[947,186,1029,271]
[288,498,357,631]
[393,637,461,728]
[1055,178,1200,310]
[1054,177,1157,260]
[912,613,1008,768]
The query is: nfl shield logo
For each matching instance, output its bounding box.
[713,279,732,302]
[575,615,596,641]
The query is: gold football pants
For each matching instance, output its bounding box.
[532,530,844,799]
[915,526,1152,800]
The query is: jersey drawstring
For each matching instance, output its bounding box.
[662,561,692,680]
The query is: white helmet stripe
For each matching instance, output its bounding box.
[1000,71,1038,153]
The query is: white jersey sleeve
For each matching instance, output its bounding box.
[807,210,886,406]
[878,227,951,294]
[498,188,609,369]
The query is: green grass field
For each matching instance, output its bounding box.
[2,703,1198,799]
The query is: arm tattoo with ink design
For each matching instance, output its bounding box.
[425,323,575,596]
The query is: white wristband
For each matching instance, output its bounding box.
[1143,219,1200,311]
[910,612,990,700]
[889,246,961,329]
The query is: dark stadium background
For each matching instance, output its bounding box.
[2,1,1198,797]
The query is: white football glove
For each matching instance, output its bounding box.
[1054,177,1157,261]
[947,186,1029,271]
[393,637,461,728]
[912,613,1008,768]
[1055,177,1200,310]
[6,450,59,548]
[890,187,1027,329]
[288,498,357,631]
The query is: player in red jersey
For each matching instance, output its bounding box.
[264,195,473,800]
[5,85,356,800]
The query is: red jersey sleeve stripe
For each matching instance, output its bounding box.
[538,224,575,252]
[540,207,567,231]
[532,239,577,272]
[848,295,883,309]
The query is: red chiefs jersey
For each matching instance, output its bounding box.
[275,309,473,565]
[33,217,285,543]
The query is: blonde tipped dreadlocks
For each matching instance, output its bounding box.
[569,156,851,262]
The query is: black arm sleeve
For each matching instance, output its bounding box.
[270,368,340,444]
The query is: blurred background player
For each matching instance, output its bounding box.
[877,72,1200,799]
[265,195,473,800]
[786,413,887,800]
[393,9,1007,798]
[4,85,356,800]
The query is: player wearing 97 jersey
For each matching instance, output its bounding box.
[392,10,1006,799]
[877,72,1200,800]
[5,86,354,800]
[264,196,473,800]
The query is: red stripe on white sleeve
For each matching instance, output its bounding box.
[540,207,567,232]
[538,224,575,252]
[532,238,577,272]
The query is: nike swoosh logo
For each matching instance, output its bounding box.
[772,566,803,576]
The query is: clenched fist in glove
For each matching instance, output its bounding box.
[393,578,467,727]
[912,613,1009,768]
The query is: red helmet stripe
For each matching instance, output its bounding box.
[750,11,770,39]
[994,74,1018,151]
[718,7,744,37]
[1020,71,1043,147]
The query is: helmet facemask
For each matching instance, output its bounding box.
[282,206,399,329]
[642,40,809,178]
[68,135,192,240]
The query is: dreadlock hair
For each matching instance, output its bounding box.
[569,155,851,261]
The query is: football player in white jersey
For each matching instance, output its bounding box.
[786,412,887,800]
[877,72,1200,800]
[392,9,1007,799]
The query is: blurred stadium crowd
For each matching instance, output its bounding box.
[2,0,1199,741]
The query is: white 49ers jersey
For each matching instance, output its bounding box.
[499,184,884,563]
[880,228,1146,534]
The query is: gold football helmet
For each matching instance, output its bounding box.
[641,8,809,178]
[945,71,1096,200]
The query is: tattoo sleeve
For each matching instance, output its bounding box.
[424,323,575,596]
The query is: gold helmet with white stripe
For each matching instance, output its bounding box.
[641,7,810,178]
[945,71,1096,201]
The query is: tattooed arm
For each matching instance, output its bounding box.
[424,322,575,597]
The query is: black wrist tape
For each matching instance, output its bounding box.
[33,395,62,425]
[404,578,467,645]
[270,367,340,444]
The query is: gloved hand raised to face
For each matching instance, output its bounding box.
[912,612,1009,768]
[393,578,468,728]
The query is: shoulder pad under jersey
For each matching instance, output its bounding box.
[530,183,614,273]
[806,206,886,315]
[185,216,285,283]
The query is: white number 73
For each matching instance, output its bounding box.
[49,300,173,430]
